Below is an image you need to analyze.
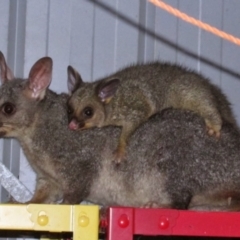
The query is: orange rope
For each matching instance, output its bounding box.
[149,0,240,46]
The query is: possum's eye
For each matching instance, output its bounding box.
[83,107,93,118]
[2,102,16,116]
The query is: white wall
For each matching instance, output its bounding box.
[0,0,240,209]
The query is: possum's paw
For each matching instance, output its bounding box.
[141,201,160,208]
[141,201,171,208]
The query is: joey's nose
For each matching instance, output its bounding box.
[68,118,85,130]
[68,119,79,130]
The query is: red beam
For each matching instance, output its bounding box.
[106,207,240,240]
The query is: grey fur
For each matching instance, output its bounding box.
[0,54,240,210]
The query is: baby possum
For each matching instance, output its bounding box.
[67,63,236,163]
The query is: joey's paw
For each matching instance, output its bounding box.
[113,148,126,164]
[205,120,221,139]
[207,126,221,138]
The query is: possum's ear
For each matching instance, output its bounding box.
[67,65,83,93]
[97,78,120,104]
[0,51,14,83]
[25,57,52,100]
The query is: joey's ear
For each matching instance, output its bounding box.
[0,51,14,83]
[25,57,53,100]
[67,65,83,93]
[97,78,120,103]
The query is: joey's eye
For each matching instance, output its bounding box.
[67,107,73,115]
[2,102,16,115]
[83,107,93,118]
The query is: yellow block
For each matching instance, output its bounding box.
[72,205,99,240]
[28,204,72,232]
[0,204,33,230]
[0,204,99,240]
